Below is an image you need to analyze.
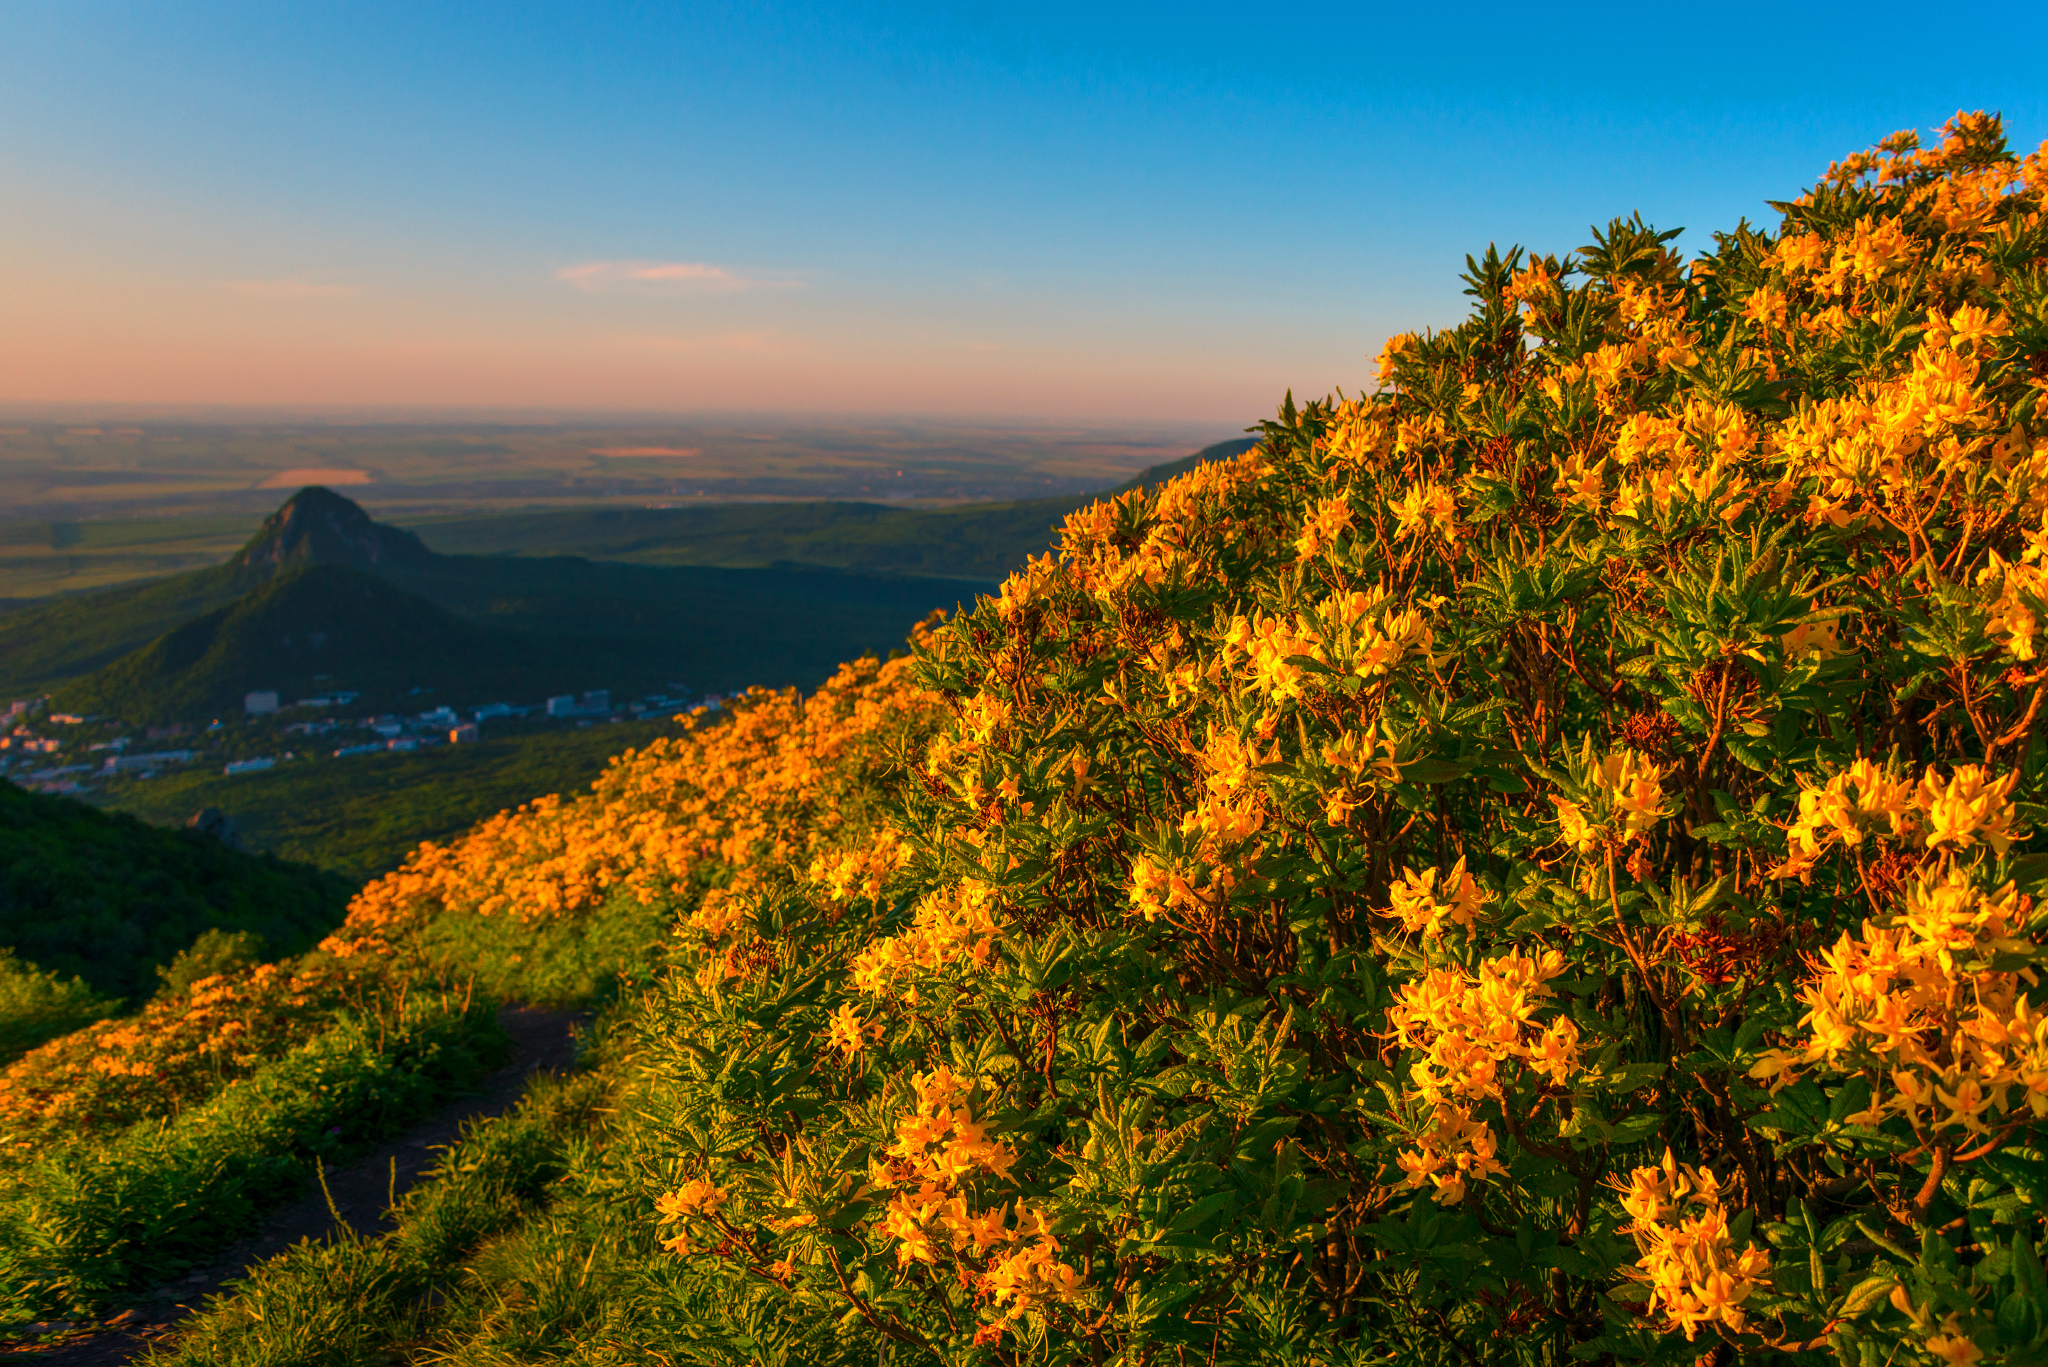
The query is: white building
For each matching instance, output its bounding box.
[245,691,280,716]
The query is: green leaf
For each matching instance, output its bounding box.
[1836,1271,1896,1319]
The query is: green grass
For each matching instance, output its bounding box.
[149,1070,609,1367]
[0,992,506,1320]
[423,889,671,1009]
[0,782,354,1002]
[88,717,695,882]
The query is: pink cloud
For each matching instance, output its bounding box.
[555,260,794,292]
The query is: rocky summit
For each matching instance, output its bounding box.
[236,486,433,576]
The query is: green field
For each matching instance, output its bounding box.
[87,715,692,882]
[407,442,1257,577]
[0,514,263,600]
[411,496,1078,579]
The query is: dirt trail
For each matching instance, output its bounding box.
[3,1004,585,1367]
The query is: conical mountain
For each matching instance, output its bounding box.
[0,489,439,701]
[235,486,432,576]
[51,563,557,725]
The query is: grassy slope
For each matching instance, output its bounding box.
[89,716,693,882]
[0,782,352,1000]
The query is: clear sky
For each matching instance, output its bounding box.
[1,1,2043,422]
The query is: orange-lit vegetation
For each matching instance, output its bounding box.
[609,112,2048,1365]
[10,113,2048,1365]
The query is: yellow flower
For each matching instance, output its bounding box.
[1925,1330,1984,1366]
[1293,496,1356,559]
[826,1002,878,1058]
[655,1178,728,1224]
[1386,858,1492,937]
[1617,1156,1769,1341]
[1916,764,2021,855]
[1553,799,1600,854]
[1389,483,1458,539]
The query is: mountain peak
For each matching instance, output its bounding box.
[237,486,431,575]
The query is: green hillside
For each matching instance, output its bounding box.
[405,438,1261,574]
[0,564,250,702]
[0,781,351,1002]
[0,489,431,702]
[0,442,1258,706]
[412,496,1076,579]
[376,552,987,692]
[50,564,551,725]
[5,497,991,716]
[90,714,691,881]
[48,556,984,725]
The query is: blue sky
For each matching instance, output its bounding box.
[1,1,2043,420]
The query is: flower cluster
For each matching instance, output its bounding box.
[1552,746,1669,856]
[654,1177,731,1256]
[1385,857,1492,938]
[849,880,1005,1002]
[1384,949,1578,1203]
[0,953,374,1146]
[873,1068,1079,1329]
[1750,870,2048,1139]
[1618,1153,1772,1341]
[1775,759,2025,878]
[331,650,938,945]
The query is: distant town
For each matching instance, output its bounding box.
[0,685,727,797]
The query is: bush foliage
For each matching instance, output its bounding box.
[0,949,114,1067]
[599,114,2048,1365]
[11,114,2048,1366]
[0,782,352,1001]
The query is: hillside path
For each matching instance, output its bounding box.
[2,1003,585,1367]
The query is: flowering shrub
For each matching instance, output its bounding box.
[0,950,385,1150]
[596,114,2048,1365]
[0,990,502,1319]
[161,115,2048,1364]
